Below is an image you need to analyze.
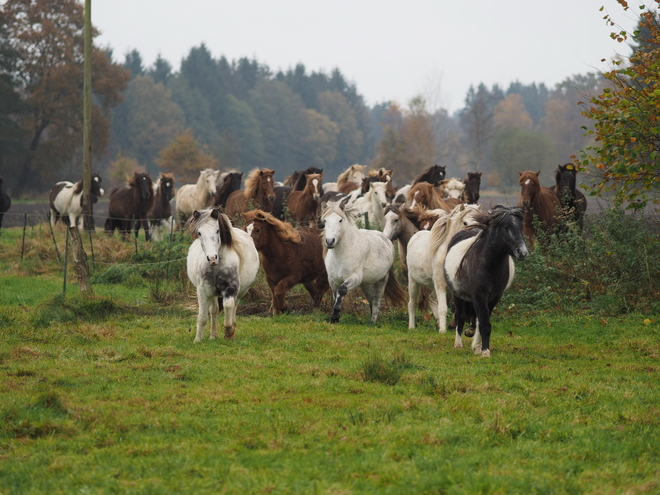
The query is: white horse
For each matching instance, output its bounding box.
[352,180,389,230]
[323,164,366,193]
[406,204,482,333]
[175,169,219,228]
[321,201,406,323]
[49,173,104,229]
[186,208,260,341]
[440,178,466,199]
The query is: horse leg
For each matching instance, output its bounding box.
[453,296,467,349]
[143,219,152,242]
[194,291,210,343]
[407,275,420,329]
[472,295,492,357]
[365,276,388,323]
[308,276,329,307]
[222,285,239,338]
[433,275,449,334]
[209,296,219,339]
[272,277,296,315]
[330,275,359,324]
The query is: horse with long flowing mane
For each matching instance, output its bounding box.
[224,168,276,222]
[174,169,219,228]
[444,206,528,357]
[186,207,259,341]
[518,170,561,247]
[105,172,154,240]
[321,201,407,323]
[245,210,329,315]
[323,164,366,194]
[408,182,460,212]
[439,178,465,199]
[550,163,587,230]
[49,172,104,229]
[406,203,482,333]
[286,172,323,227]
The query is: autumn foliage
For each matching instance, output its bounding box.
[581,0,660,208]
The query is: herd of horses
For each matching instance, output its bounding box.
[26,162,587,357]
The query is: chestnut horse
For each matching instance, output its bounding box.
[225,168,276,222]
[245,210,329,315]
[518,171,561,247]
[287,172,323,227]
[408,182,460,213]
[148,173,175,241]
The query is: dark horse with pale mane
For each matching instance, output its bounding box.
[244,210,329,315]
[105,172,155,240]
[518,171,561,247]
[224,168,276,223]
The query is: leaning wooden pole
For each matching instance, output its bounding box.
[69,0,93,295]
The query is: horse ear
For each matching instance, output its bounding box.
[211,208,219,220]
[518,171,523,177]
[476,172,482,177]
[193,210,201,219]
[536,171,541,176]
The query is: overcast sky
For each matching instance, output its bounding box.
[93,0,640,112]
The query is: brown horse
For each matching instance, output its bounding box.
[461,172,482,204]
[105,172,155,240]
[245,210,329,315]
[0,176,11,234]
[225,168,276,222]
[408,182,460,212]
[518,171,561,246]
[287,173,323,227]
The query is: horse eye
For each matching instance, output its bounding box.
[339,218,342,222]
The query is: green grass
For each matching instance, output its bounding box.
[0,274,659,494]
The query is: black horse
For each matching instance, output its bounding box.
[550,163,587,230]
[215,171,243,208]
[0,177,11,234]
[444,206,528,358]
[105,172,155,240]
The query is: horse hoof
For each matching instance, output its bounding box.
[454,343,463,349]
[465,327,476,337]
[473,345,482,355]
[481,349,491,358]
[224,326,236,339]
[194,338,202,343]
[438,328,447,334]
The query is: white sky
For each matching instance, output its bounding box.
[93,0,641,112]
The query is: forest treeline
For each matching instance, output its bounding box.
[0,0,606,196]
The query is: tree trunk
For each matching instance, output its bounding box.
[68,226,92,294]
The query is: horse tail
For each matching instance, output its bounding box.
[417,286,432,311]
[384,267,407,308]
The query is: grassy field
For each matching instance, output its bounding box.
[0,224,659,494]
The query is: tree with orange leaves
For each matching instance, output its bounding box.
[2,0,129,195]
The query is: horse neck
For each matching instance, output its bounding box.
[259,225,281,259]
[195,174,211,199]
[398,217,418,245]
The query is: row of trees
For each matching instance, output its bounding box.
[0,0,657,208]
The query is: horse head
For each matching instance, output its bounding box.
[409,182,435,209]
[191,207,233,266]
[555,164,577,199]
[201,169,218,198]
[463,172,482,204]
[260,169,276,202]
[321,202,351,249]
[518,171,541,210]
[489,206,528,261]
[369,181,389,209]
[131,172,153,201]
[160,173,176,202]
[305,173,323,201]
[91,173,104,203]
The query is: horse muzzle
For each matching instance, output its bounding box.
[325,238,336,249]
[514,245,529,260]
[207,255,219,266]
[267,194,276,202]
